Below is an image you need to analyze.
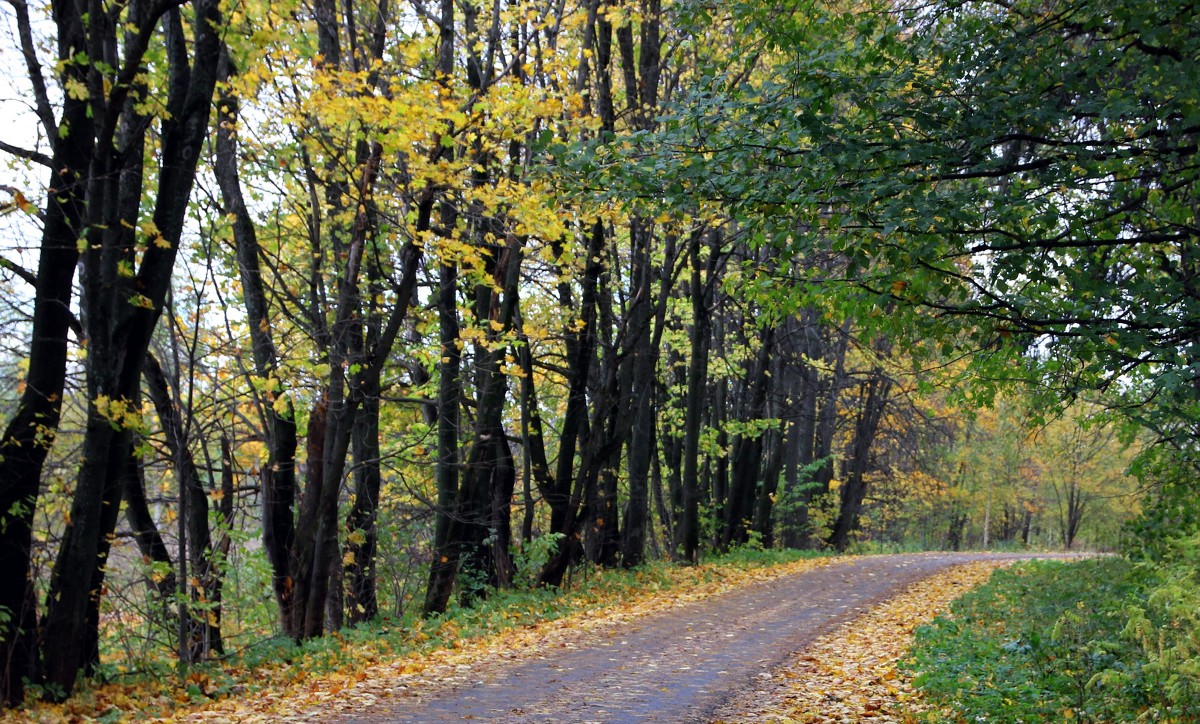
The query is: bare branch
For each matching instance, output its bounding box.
[0,140,52,168]
[4,0,57,150]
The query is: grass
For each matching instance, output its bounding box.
[906,556,1200,722]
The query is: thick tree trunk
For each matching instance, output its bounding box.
[620,221,658,568]
[41,0,222,695]
[0,0,93,701]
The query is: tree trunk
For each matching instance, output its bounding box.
[753,421,788,548]
[828,365,893,551]
[120,433,177,600]
[537,222,606,587]
[214,51,300,637]
[346,393,382,623]
[423,223,462,616]
[144,353,223,658]
[0,0,94,700]
[40,0,222,695]
[721,328,776,549]
[678,230,712,563]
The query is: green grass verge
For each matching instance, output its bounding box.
[906,556,1200,722]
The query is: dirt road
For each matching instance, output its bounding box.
[339,552,1059,723]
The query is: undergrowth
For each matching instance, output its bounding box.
[907,553,1200,722]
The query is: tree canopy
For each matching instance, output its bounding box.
[0,0,1185,709]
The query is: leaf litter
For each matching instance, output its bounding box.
[11,556,837,723]
[717,560,1013,723]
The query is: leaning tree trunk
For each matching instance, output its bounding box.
[536,222,607,588]
[828,366,893,551]
[143,353,223,658]
[120,431,177,600]
[40,0,222,696]
[0,0,94,700]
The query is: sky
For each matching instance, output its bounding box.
[1,1,52,267]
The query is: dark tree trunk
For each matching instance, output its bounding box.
[753,421,788,548]
[537,222,606,588]
[456,233,523,602]
[143,353,223,658]
[828,365,893,551]
[423,220,462,615]
[947,512,968,551]
[620,223,675,568]
[346,246,387,625]
[120,434,176,599]
[710,377,730,545]
[721,328,776,549]
[346,393,382,623]
[515,298,556,545]
[0,0,94,701]
[618,0,665,569]
[791,321,850,549]
[678,229,713,563]
[40,0,222,695]
[423,265,461,611]
[214,51,300,636]
[778,315,820,549]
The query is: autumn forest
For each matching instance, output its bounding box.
[0,0,1196,716]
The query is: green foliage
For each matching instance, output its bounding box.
[1102,533,1200,718]
[701,544,824,569]
[1126,445,1200,562]
[624,0,1200,542]
[512,533,565,589]
[908,557,1200,721]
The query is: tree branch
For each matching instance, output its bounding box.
[0,140,51,168]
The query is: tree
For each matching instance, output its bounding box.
[627,0,1200,534]
[1034,407,1139,549]
[0,0,223,700]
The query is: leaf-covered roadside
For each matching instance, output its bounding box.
[907,553,1200,722]
[721,560,1013,723]
[8,551,830,723]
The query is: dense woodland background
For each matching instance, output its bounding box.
[0,0,1194,707]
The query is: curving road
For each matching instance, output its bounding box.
[339,552,1067,724]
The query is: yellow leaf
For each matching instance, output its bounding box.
[65,77,88,100]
